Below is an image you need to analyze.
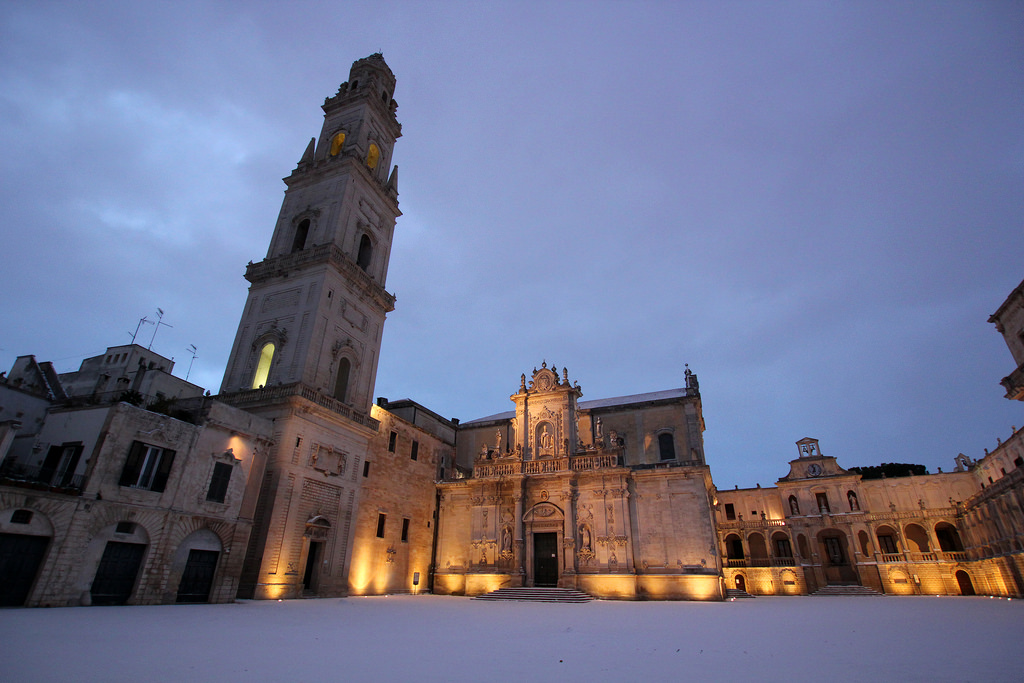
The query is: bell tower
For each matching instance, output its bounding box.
[220,52,401,407]
[220,54,402,600]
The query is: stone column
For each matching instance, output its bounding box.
[514,486,524,576]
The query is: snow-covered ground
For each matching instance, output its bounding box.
[1,595,1018,682]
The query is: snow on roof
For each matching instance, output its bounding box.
[461,388,689,425]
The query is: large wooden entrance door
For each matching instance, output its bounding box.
[176,549,220,603]
[91,541,146,605]
[0,533,50,606]
[533,533,558,586]
[821,534,859,584]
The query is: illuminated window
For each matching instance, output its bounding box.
[658,432,675,461]
[357,234,373,271]
[376,513,386,538]
[401,518,410,542]
[119,441,176,492]
[366,143,379,169]
[252,343,274,389]
[329,132,345,156]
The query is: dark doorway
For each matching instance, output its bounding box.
[734,574,746,591]
[955,570,976,596]
[821,533,859,584]
[176,549,220,603]
[303,541,322,591]
[0,533,50,606]
[91,542,146,605]
[533,533,558,586]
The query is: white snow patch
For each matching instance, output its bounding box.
[0,595,1018,682]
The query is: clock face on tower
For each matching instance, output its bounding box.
[806,463,823,477]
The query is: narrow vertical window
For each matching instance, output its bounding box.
[290,219,310,253]
[206,462,233,503]
[658,432,675,461]
[334,357,350,402]
[410,440,419,461]
[362,461,370,478]
[401,518,410,542]
[252,343,275,389]
[724,503,736,521]
[376,513,386,538]
[388,431,397,453]
[329,132,346,156]
[357,234,373,271]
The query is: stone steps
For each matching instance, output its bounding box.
[726,588,756,599]
[472,587,594,603]
[811,584,884,596]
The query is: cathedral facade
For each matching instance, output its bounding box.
[1,54,1022,605]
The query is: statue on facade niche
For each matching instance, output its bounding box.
[580,524,592,551]
[541,426,553,451]
[495,430,502,453]
[501,527,512,553]
[595,417,604,447]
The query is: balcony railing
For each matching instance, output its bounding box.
[218,383,380,431]
[473,452,621,479]
[0,461,86,494]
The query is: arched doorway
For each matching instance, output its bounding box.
[817,530,858,585]
[935,523,964,552]
[87,522,151,606]
[734,574,746,591]
[724,534,744,565]
[0,507,54,606]
[172,529,223,603]
[302,516,332,594]
[955,570,976,596]
[523,503,564,587]
[747,533,768,566]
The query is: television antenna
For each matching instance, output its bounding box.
[185,344,198,382]
[148,308,173,350]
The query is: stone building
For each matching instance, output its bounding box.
[0,346,273,607]
[433,363,720,600]
[218,53,404,600]
[3,54,1022,605]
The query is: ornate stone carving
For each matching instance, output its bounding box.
[385,546,396,563]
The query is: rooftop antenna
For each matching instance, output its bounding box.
[185,344,198,382]
[130,316,153,344]
[148,308,172,350]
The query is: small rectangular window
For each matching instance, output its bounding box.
[115,521,135,534]
[724,503,735,521]
[376,513,386,538]
[401,518,410,542]
[10,509,32,524]
[411,440,419,461]
[363,461,370,478]
[206,462,233,503]
[388,431,397,453]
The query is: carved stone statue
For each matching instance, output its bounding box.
[495,430,502,452]
[501,527,512,553]
[540,425,553,450]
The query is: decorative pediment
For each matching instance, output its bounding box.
[528,361,561,393]
[524,502,563,522]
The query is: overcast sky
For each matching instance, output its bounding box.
[1,1,1021,488]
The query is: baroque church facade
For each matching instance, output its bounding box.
[1,54,1023,605]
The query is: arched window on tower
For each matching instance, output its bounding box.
[252,343,275,389]
[329,132,346,156]
[291,219,310,253]
[334,358,351,402]
[366,143,380,169]
[357,234,373,271]
[658,432,676,461]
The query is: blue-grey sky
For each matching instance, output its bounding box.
[1,1,1021,488]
